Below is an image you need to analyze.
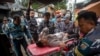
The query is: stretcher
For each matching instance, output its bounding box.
[27,44,61,56]
[64,38,77,52]
[27,38,77,56]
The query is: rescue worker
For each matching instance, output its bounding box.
[26,9,38,42]
[6,15,33,56]
[38,12,55,34]
[66,11,100,56]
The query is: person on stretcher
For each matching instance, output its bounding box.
[36,27,78,48]
[36,32,68,48]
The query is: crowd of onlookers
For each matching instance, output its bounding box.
[0,9,100,56]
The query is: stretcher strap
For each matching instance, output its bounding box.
[74,47,83,56]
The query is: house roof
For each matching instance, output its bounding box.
[81,1,100,10]
[36,0,62,4]
[76,1,100,16]
[0,3,10,10]
[76,0,100,9]
[0,0,14,3]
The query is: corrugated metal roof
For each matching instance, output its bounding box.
[0,3,10,10]
[0,0,14,3]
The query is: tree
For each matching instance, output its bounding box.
[18,0,67,10]
[54,0,67,10]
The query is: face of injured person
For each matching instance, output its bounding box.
[36,38,48,47]
[41,38,48,46]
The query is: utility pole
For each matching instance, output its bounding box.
[72,0,76,21]
[26,0,33,20]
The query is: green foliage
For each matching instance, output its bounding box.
[20,0,67,10]
[54,0,67,10]
[32,2,43,9]
[20,0,28,7]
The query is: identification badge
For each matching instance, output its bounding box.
[80,42,89,50]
